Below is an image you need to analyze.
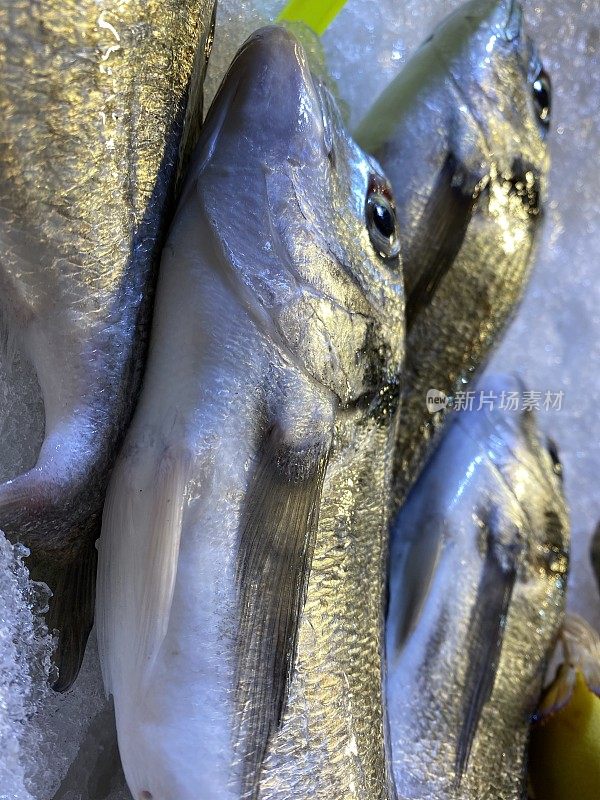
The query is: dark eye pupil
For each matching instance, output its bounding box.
[532,69,551,126]
[366,189,400,260]
[372,202,395,238]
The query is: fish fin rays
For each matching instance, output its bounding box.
[392,513,446,653]
[455,522,517,782]
[0,460,101,691]
[25,543,97,692]
[97,445,190,699]
[235,420,332,798]
[136,448,190,678]
[406,152,483,330]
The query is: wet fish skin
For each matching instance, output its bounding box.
[355,0,551,503]
[387,375,569,800]
[0,0,216,688]
[590,522,600,596]
[97,25,405,800]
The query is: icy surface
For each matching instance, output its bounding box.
[0,532,53,800]
[0,0,597,797]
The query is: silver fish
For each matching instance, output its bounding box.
[0,0,216,688]
[590,522,600,596]
[387,375,569,799]
[96,26,404,800]
[355,0,551,503]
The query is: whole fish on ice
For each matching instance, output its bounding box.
[97,26,404,800]
[0,0,216,688]
[387,376,569,799]
[355,0,551,502]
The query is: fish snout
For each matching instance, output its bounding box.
[501,0,523,41]
[207,26,324,163]
[447,0,523,42]
[466,0,523,40]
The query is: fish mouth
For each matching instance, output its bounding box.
[195,25,325,175]
[502,0,523,42]
[448,0,523,41]
[455,512,521,782]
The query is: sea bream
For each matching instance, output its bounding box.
[355,0,551,502]
[0,0,216,688]
[387,376,569,799]
[96,26,405,800]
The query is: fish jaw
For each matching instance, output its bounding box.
[197,25,327,171]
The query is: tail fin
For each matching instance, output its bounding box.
[0,437,107,690]
[26,541,98,692]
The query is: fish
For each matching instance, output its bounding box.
[386,375,569,799]
[355,0,551,503]
[0,0,217,689]
[96,25,405,800]
[590,522,600,596]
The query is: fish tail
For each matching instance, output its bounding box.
[0,427,111,688]
[27,541,98,692]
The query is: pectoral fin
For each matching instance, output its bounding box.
[96,446,190,699]
[455,522,518,782]
[406,152,483,330]
[235,419,332,798]
[38,545,98,692]
[0,463,103,691]
[391,513,446,653]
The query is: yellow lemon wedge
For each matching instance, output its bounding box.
[277,0,348,36]
[529,614,600,800]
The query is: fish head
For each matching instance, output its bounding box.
[387,375,569,790]
[183,25,405,409]
[435,0,550,228]
[363,0,551,270]
[420,0,550,297]
[355,0,552,491]
[415,0,551,306]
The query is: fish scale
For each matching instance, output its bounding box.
[0,0,216,689]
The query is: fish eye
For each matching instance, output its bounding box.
[366,189,401,261]
[546,437,563,481]
[531,66,551,128]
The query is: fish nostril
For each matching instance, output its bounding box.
[505,159,541,216]
[139,792,153,800]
